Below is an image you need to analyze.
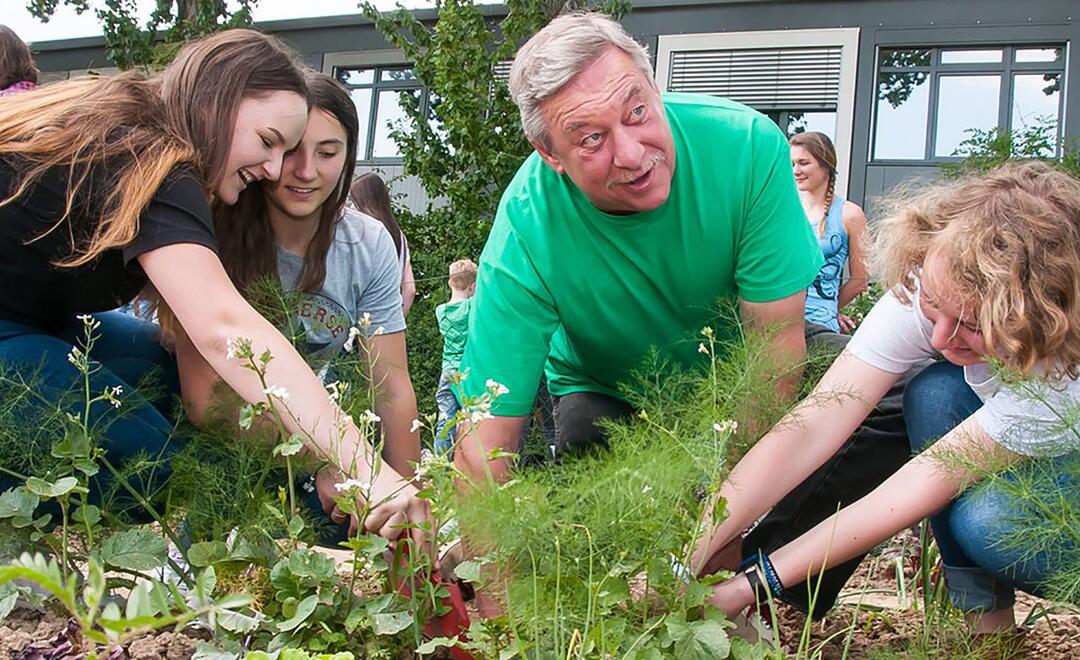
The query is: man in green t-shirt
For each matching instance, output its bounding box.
[456,12,821,464]
[453,11,915,620]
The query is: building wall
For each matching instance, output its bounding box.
[29,0,1078,213]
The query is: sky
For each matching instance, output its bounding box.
[9,0,432,44]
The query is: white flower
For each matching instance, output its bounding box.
[66,347,83,366]
[110,399,121,409]
[409,419,422,433]
[642,484,653,494]
[334,478,370,493]
[373,326,385,336]
[225,336,249,360]
[698,342,708,354]
[301,479,315,493]
[360,409,381,424]
[111,385,123,397]
[713,420,739,435]
[701,326,714,338]
[343,326,362,353]
[326,380,348,402]
[468,410,494,423]
[263,385,289,400]
[76,314,92,322]
[485,379,509,396]
[359,312,372,328]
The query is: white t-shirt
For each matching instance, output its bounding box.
[847,287,1080,457]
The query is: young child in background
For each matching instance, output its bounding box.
[434,259,478,454]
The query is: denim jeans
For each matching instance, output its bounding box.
[434,370,461,455]
[0,312,181,520]
[904,361,1080,612]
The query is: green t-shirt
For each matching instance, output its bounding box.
[460,93,823,415]
[436,298,472,373]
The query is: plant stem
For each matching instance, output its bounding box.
[98,456,194,588]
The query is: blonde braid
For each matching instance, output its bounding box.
[819,170,836,236]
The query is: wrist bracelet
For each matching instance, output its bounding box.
[743,565,766,601]
[740,550,784,599]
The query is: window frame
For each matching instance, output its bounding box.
[871,44,1066,163]
[324,50,429,165]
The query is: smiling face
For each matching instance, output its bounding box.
[790,145,829,193]
[534,47,675,214]
[216,90,309,206]
[919,249,988,366]
[263,107,348,223]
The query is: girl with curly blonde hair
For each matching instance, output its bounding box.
[695,161,1080,635]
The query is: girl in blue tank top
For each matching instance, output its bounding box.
[790,132,869,333]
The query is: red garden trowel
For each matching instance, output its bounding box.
[390,542,473,659]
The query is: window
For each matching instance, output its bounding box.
[872,45,1064,161]
[334,65,428,162]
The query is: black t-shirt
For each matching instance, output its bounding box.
[0,158,218,330]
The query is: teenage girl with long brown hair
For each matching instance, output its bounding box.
[181,72,421,522]
[0,30,428,548]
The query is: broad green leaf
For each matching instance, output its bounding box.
[0,488,38,519]
[453,559,481,583]
[25,476,79,499]
[125,582,152,620]
[100,529,167,572]
[274,434,304,457]
[72,504,100,527]
[0,583,19,620]
[276,593,318,632]
[371,610,414,635]
[416,636,458,654]
[672,619,731,660]
[195,566,217,603]
[188,541,228,567]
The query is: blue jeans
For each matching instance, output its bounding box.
[0,313,181,520]
[904,361,1079,612]
[434,371,461,455]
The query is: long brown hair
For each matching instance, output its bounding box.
[0,25,37,89]
[874,162,1080,379]
[216,71,360,294]
[350,172,404,259]
[789,131,837,235]
[0,29,308,268]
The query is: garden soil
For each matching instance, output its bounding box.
[4,547,1080,659]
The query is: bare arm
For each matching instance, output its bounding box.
[708,417,1022,616]
[837,203,869,310]
[140,244,429,545]
[692,351,900,573]
[367,330,420,478]
[738,290,810,401]
[453,415,528,487]
[400,258,416,318]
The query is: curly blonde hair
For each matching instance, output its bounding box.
[873,162,1080,378]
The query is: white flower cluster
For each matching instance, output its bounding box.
[343,326,362,353]
[326,380,349,402]
[263,385,289,400]
[712,420,739,435]
[226,336,253,360]
[359,409,381,424]
[76,314,101,331]
[334,478,370,493]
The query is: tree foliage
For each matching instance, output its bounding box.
[26,0,257,70]
[360,0,631,405]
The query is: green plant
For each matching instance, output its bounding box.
[942,116,1079,180]
[26,0,259,70]
[421,318,804,658]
